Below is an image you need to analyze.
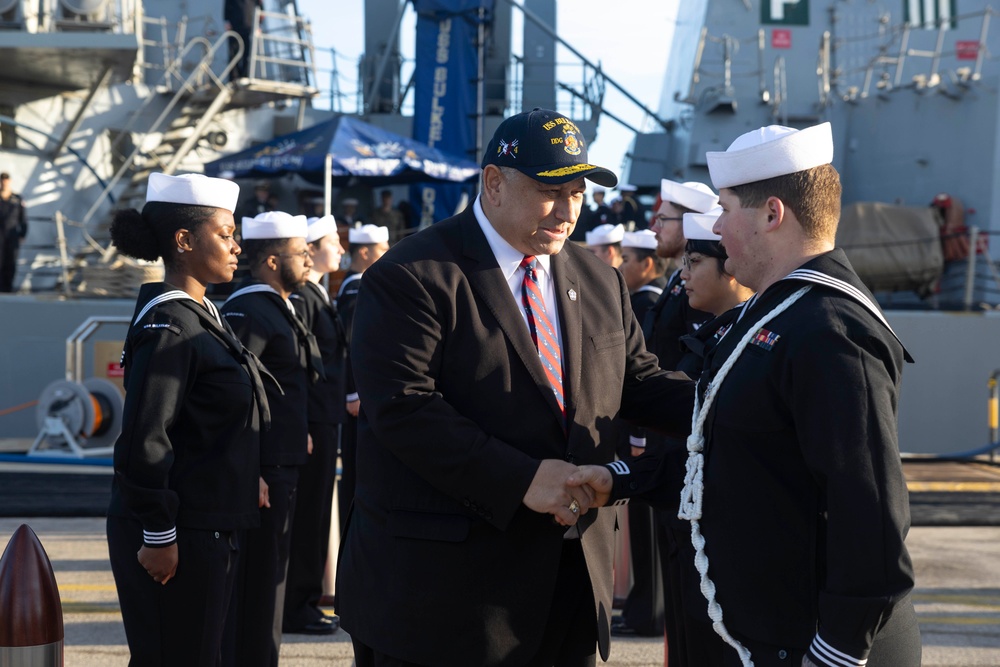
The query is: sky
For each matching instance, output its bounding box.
[294,0,679,188]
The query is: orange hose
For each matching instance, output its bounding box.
[88,395,105,436]
[0,400,38,417]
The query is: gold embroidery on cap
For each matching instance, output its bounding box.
[535,163,597,177]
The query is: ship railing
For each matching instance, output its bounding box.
[677,28,775,110]
[318,46,357,114]
[16,211,147,296]
[137,13,188,89]
[840,7,994,101]
[79,31,244,231]
[677,8,995,111]
[96,14,190,171]
[245,7,317,88]
[503,0,671,136]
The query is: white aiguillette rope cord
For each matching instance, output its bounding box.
[678,285,811,667]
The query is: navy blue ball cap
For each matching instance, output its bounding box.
[482,108,618,188]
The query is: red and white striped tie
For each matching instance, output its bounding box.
[520,255,565,418]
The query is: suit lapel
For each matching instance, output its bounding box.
[459,211,566,424]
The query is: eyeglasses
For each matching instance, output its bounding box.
[651,215,682,227]
[681,254,704,269]
[276,250,310,260]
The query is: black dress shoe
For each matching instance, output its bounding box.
[285,616,339,635]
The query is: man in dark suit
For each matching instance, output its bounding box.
[335,108,695,667]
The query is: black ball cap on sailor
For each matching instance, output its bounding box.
[482,108,618,188]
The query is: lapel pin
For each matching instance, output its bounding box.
[567,289,577,301]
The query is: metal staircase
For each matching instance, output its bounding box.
[64,8,318,295]
[94,34,241,223]
[80,7,318,255]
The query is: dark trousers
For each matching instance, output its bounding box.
[866,598,921,667]
[223,465,299,667]
[228,27,253,78]
[351,540,597,667]
[660,513,727,667]
[283,422,339,629]
[525,539,598,667]
[107,515,239,667]
[0,232,19,292]
[337,415,357,536]
[621,498,666,636]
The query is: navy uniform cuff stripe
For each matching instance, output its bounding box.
[809,634,867,667]
[143,527,177,546]
[607,460,630,476]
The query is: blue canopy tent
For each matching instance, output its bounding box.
[204,114,480,214]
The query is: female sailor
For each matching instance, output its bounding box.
[106,172,270,666]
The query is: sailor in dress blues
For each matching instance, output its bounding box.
[571,123,920,667]
[107,172,272,666]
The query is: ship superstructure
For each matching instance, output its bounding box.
[2,0,999,460]
[626,0,1000,307]
[0,0,319,293]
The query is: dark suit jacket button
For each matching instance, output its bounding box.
[628,481,638,490]
[485,512,493,520]
[463,499,471,507]
[777,650,788,660]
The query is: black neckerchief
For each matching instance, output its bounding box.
[228,283,327,384]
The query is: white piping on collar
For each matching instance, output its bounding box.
[227,283,295,314]
[133,290,222,327]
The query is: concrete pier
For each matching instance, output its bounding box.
[0,517,997,667]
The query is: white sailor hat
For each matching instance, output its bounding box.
[622,230,658,250]
[306,215,337,243]
[349,224,389,245]
[683,207,723,241]
[146,172,239,214]
[659,179,718,213]
[707,122,834,189]
[618,183,638,192]
[342,197,359,207]
[585,223,625,246]
[242,211,308,240]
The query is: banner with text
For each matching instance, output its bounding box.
[411,0,494,227]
